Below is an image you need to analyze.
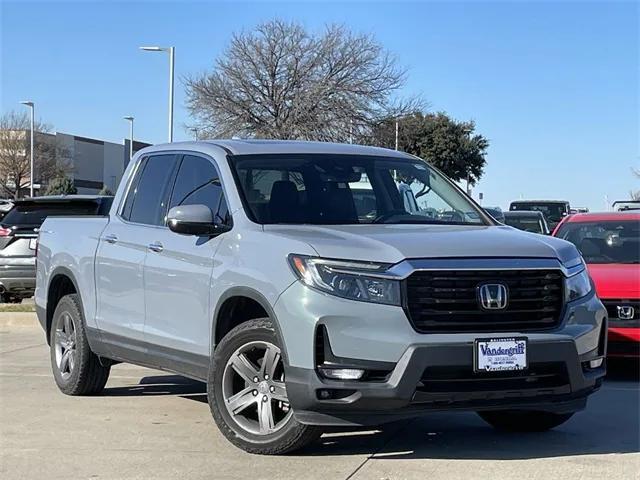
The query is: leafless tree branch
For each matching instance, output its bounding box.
[185,19,423,142]
[0,111,72,199]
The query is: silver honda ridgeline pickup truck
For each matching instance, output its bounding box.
[35,140,606,455]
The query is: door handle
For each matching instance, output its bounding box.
[147,242,164,253]
[103,234,118,244]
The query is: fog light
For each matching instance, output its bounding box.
[589,358,603,369]
[316,388,357,400]
[318,389,331,399]
[319,368,365,380]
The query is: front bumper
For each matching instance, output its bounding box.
[286,337,605,426]
[0,264,36,296]
[274,281,607,427]
[608,327,640,357]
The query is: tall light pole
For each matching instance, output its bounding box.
[140,46,175,142]
[395,119,399,151]
[20,101,35,197]
[123,116,134,160]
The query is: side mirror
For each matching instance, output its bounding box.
[167,204,230,236]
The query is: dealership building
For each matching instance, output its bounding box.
[0,129,150,197]
[54,133,150,194]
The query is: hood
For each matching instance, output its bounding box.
[263,224,579,265]
[587,263,640,299]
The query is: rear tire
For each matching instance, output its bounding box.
[478,410,574,432]
[49,294,110,395]
[208,318,322,455]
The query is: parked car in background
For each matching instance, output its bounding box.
[36,140,605,455]
[484,206,505,223]
[0,200,14,221]
[503,211,550,235]
[509,200,570,230]
[570,207,589,214]
[612,200,640,212]
[0,196,112,302]
[554,212,640,358]
[350,178,421,220]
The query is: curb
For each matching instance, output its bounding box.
[0,312,38,327]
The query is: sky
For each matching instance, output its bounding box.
[1,0,638,210]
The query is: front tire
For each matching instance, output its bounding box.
[478,410,575,432]
[208,318,322,454]
[50,294,111,395]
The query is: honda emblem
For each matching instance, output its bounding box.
[478,283,508,310]
[617,305,635,320]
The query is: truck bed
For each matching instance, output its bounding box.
[35,216,110,333]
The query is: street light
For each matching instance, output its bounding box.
[395,120,399,151]
[20,101,35,197]
[123,116,134,160]
[140,45,175,142]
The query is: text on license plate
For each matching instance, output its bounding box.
[475,337,527,372]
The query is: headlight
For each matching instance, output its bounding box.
[288,254,401,306]
[565,268,592,302]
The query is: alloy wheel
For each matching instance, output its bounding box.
[54,312,77,380]
[222,340,292,435]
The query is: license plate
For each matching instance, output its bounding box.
[29,238,37,250]
[474,337,527,372]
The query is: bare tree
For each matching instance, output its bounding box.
[186,20,422,141]
[0,111,71,199]
[631,167,640,201]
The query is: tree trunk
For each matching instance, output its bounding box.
[13,176,20,200]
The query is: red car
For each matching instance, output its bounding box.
[553,212,640,357]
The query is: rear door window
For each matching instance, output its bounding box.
[127,154,178,226]
[505,216,544,233]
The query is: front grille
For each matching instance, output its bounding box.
[603,300,640,321]
[405,269,564,332]
[608,341,640,357]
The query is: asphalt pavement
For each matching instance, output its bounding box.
[1,315,638,480]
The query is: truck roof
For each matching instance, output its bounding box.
[142,139,416,160]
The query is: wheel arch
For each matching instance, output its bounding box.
[212,287,289,363]
[45,267,83,345]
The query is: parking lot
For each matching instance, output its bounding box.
[1,315,638,480]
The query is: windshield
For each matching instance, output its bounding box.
[510,202,567,223]
[555,220,640,264]
[229,154,488,225]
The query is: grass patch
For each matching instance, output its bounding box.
[0,303,35,312]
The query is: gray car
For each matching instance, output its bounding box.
[503,210,551,235]
[0,196,112,302]
[35,140,606,455]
